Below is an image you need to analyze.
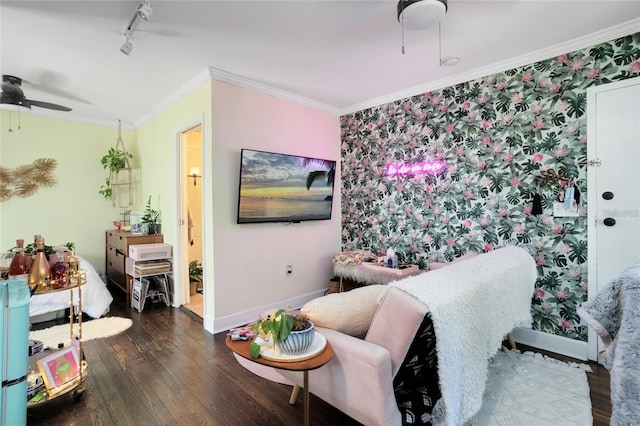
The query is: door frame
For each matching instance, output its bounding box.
[586,76,640,360]
[174,117,205,309]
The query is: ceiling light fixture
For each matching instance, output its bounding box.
[397,0,448,55]
[119,1,153,55]
[397,0,447,30]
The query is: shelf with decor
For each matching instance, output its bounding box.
[125,243,173,312]
[27,270,89,407]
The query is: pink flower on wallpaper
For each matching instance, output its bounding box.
[582,282,588,291]
[492,143,502,154]
[367,123,375,131]
[456,148,464,157]
[522,73,532,82]
[445,124,454,133]
[481,177,491,187]
[421,221,429,228]
[390,208,396,214]
[431,96,441,106]
[378,214,385,222]
[357,231,363,238]
[486,75,496,83]
[502,115,512,124]
[376,170,383,178]
[496,81,506,91]
[379,152,385,158]
[567,124,578,134]
[348,207,355,214]
[542,304,552,312]
[532,104,543,115]
[552,225,563,234]
[533,120,544,130]
[477,95,488,105]
[480,217,490,227]
[482,120,492,129]
[368,217,375,224]
[541,216,552,225]
[442,217,449,224]
[397,119,405,128]
[482,136,491,145]
[550,84,562,93]
[463,176,472,186]
[425,185,434,194]
[399,220,405,230]
[489,198,498,207]
[420,113,427,121]
[356,141,363,149]
[587,68,600,78]
[534,240,545,250]
[425,198,433,207]
[433,206,441,215]
[381,235,387,243]
[354,213,361,221]
[524,206,532,215]
[558,243,571,255]
[484,243,494,252]
[510,177,521,186]
[368,193,375,201]
[411,245,418,253]
[342,188,349,195]
[580,134,587,143]
[404,206,412,214]
[424,92,432,99]
[436,153,444,160]
[341,227,348,235]
[377,118,384,127]
[534,288,545,298]
[464,219,473,228]
[512,93,522,104]
[556,101,569,112]
[557,54,568,63]
[447,164,457,174]
[630,61,640,74]
[469,231,477,239]
[477,162,486,170]
[468,112,477,120]
[410,139,418,148]
[535,256,546,265]
[570,59,584,72]
[556,289,569,300]
[514,223,524,234]
[380,138,386,146]
[464,190,473,199]
[538,78,549,88]
[404,103,411,111]
[553,147,568,159]
[561,319,574,331]
[569,268,580,278]
[424,127,432,135]
[532,153,544,163]
[447,238,455,246]
[504,153,513,163]
[440,104,448,112]
[462,101,472,110]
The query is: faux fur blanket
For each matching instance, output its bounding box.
[389,246,537,425]
[578,262,640,426]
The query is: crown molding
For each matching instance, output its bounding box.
[340,18,640,116]
[206,66,341,116]
[0,105,135,130]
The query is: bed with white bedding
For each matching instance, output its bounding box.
[29,256,113,320]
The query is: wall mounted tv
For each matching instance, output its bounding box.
[237,149,336,224]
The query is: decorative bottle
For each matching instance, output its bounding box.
[28,236,50,291]
[8,238,30,281]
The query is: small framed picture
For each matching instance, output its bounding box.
[36,345,81,394]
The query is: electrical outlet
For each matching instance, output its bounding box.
[286,265,293,274]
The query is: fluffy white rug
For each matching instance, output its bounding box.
[30,316,133,349]
[465,349,592,426]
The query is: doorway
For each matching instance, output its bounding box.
[586,76,640,360]
[182,124,204,318]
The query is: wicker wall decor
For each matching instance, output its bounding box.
[0,158,58,201]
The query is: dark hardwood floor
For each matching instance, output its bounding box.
[27,290,611,425]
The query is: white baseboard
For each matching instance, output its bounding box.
[512,328,588,360]
[211,289,327,335]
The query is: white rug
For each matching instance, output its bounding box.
[465,349,593,426]
[30,316,133,349]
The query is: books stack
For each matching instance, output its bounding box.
[134,260,171,275]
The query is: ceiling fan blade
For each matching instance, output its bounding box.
[0,93,30,108]
[27,99,72,112]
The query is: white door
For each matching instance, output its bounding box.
[586,77,640,361]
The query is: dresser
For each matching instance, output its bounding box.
[105,230,163,295]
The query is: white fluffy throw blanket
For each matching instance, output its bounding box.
[389,246,536,425]
[578,262,640,426]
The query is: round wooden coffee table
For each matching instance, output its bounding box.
[226,335,333,426]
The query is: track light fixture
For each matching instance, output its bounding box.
[119,1,153,55]
[120,36,133,56]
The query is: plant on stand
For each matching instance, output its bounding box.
[188,260,203,296]
[141,195,161,235]
[249,309,313,359]
[98,147,132,201]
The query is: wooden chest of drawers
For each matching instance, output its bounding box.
[105,230,163,295]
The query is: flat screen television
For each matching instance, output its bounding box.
[237,149,336,224]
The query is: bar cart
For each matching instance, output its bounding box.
[26,269,89,407]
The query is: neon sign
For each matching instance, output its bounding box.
[386,161,448,177]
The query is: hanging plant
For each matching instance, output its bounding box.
[99,120,133,204]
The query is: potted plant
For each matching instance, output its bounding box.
[141,195,161,234]
[99,147,132,200]
[249,309,314,359]
[189,260,203,296]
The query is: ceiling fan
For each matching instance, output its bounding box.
[1,75,72,112]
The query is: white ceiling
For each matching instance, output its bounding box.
[1,1,639,128]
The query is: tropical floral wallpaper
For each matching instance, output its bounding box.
[339,33,640,342]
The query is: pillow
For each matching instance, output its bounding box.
[301,285,386,338]
[429,252,478,270]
